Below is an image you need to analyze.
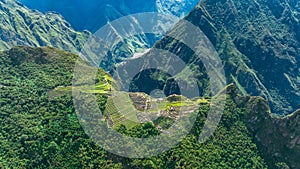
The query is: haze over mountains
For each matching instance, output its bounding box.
[1,0,198,64]
[0,0,89,52]
[0,0,300,168]
[4,0,298,115]
[18,0,199,32]
[0,0,295,112]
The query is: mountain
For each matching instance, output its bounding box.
[0,0,89,52]
[15,0,199,69]
[18,0,199,33]
[0,46,298,168]
[128,0,300,115]
[1,0,299,168]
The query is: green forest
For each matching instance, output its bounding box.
[1,0,300,168]
[0,46,293,168]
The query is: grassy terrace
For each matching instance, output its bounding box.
[105,93,210,129]
[48,77,210,130]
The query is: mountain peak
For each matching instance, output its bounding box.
[149,0,300,115]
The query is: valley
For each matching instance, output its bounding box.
[0,0,299,168]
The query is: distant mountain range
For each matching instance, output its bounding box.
[0,0,300,168]
[0,0,89,52]
[3,0,298,115]
[18,0,199,32]
[0,0,198,64]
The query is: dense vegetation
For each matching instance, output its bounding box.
[0,0,89,52]
[7,0,300,115]
[148,0,300,115]
[0,0,299,168]
[17,0,202,71]
[0,46,297,168]
[18,0,199,32]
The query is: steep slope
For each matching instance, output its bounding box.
[2,46,298,168]
[142,0,300,115]
[0,46,118,168]
[18,0,199,33]
[0,0,89,52]
[228,84,300,168]
[16,0,198,69]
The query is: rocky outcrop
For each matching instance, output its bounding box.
[225,84,300,168]
[19,0,199,32]
[17,0,199,70]
[148,0,300,115]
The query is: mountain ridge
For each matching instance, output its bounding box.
[18,0,199,33]
[0,0,90,52]
[0,46,297,168]
[138,0,300,115]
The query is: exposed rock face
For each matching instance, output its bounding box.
[17,0,199,69]
[142,0,300,115]
[242,97,300,169]
[10,0,300,114]
[223,84,299,168]
[0,0,90,52]
[156,0,199,18]
[18,0,199,32]
[0,46,298,168]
